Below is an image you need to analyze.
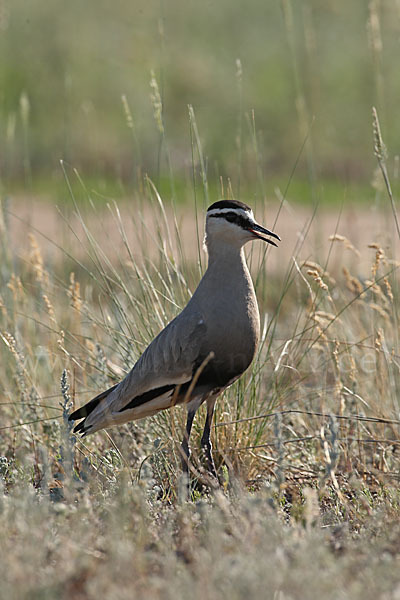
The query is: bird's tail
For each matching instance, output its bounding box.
[69,383,118,435]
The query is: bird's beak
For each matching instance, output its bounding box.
[249,222,281,247]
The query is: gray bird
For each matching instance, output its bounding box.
[69,200,280,477]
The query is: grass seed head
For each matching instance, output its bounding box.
[342,266,363,295]
[314,311,336,322]
[28,233,48,285]
[150,70,164,135]
[7,274,24,303]
[383,277,393,303]
[121,94,134,130]
[372,106,387,162]
[329,234,360,257]
[368,245,386,278]
[68,272,82,313]
[369,302,389,320]
[307,269,329,291]
[42,294,57,324]
[0,295,6,317]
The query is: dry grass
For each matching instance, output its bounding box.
[1,480,400,600]
[2,2,400,594]
[0,181,399,597]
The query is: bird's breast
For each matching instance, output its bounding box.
[198,277,260,385]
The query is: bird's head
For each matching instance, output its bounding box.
[204,200,280,250]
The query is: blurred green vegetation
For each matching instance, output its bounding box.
[1,0,399,202]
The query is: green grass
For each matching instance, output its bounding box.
[2,0,400,195]
[6,170,379,210]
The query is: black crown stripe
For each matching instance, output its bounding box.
[207,200,251,213]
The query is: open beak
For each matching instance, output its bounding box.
[249,223,281,247]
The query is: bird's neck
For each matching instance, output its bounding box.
[203,242,254,294]
[205,240,247,271]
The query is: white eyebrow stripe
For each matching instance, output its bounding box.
[207,208,254,220]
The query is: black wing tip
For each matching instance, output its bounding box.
[68,382,119,423]
[73,420,85,434]
[69,406,91,421]
[69,408,83,422]
[73,420,91,436]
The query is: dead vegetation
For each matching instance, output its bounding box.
[0,188,399,598]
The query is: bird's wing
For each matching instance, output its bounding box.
[80,310,207,432]
[116,309,207,405]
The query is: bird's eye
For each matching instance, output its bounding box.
[225,213,236,223]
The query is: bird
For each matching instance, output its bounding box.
[69,200,280,478]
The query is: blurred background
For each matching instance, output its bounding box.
[1,0,399,206]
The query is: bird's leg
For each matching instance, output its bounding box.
[200,396,218,479]
[181,407,196,476]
